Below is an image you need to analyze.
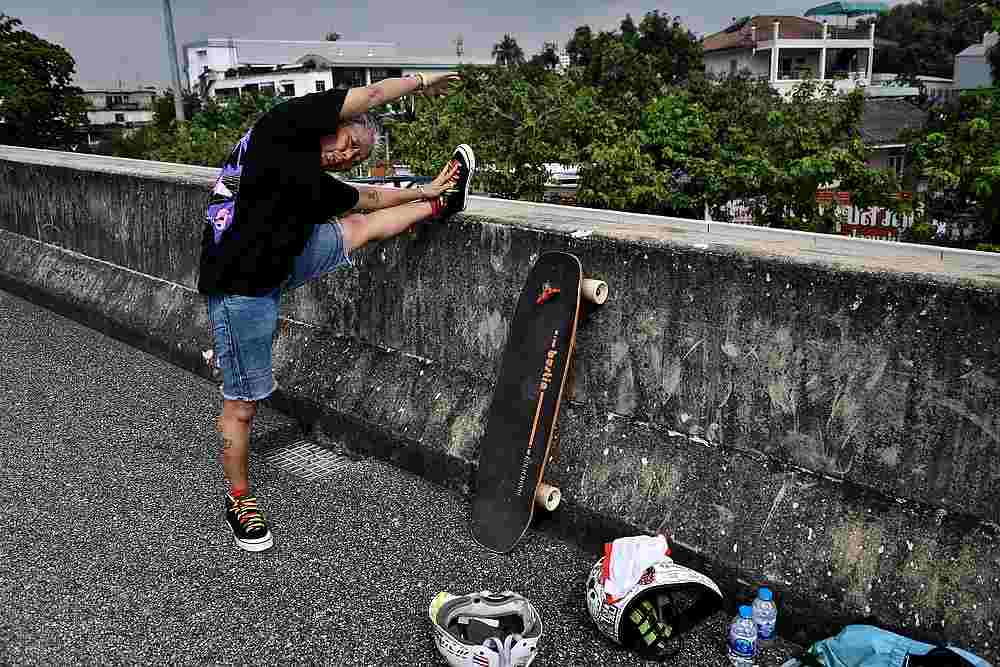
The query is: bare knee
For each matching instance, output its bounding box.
[339,213,371,251]
[218,399,257,429]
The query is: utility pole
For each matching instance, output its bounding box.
[162,0,185,122]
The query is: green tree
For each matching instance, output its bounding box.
[152,89,203,130]
[109,92,281,166]
[858,0,990,78]
[0,14,88,148]
[565,11,703,111]
[390,64,584,200]
[565,26,593,67]
[492,34,525,67]
[576,76,898,229]
[529,42,560,71]
[577,76,772,217]
[987,3,1000,84]
[620,14,638,44]
[755,83,900,231]
[637,11,703,84]
[908,88,1000,243]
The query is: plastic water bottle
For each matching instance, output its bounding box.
[728,605,758,666]
[752,587,777,642]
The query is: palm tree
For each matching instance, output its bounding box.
[492,34,525,67]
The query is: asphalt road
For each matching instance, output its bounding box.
[0,288,802,666]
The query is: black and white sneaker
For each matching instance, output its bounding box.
[440,144,475,220]
[225,492,274,552]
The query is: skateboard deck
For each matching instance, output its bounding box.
[471,251,585,553]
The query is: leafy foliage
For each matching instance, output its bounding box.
[492,34,525,67]
[577,75,898,230]
[907,88,1000,241]
[107,92,281,166]
[566,11,703,110]
[0,14,88,148]
[391,64,584,200]
[152,89,203,130]
[857,0,991,78]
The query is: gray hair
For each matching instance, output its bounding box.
[344,112,384,156]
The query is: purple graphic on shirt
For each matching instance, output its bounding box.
[205,128,253,245]
[208,200,235,244]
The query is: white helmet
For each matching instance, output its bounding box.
[585,555,724,660]
[428,590,543,667]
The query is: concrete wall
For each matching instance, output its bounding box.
[2,146,1000,658]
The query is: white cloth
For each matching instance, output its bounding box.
[600,534,671,604]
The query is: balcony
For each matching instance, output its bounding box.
[753,21,874,50]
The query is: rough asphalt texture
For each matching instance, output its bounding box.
[0,289,802,666]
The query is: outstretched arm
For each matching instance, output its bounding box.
[340,72,460,118]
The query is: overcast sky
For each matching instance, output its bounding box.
[6,0,894,89]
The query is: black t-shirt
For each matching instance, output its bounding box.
[197,89,360,295]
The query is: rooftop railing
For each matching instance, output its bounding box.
[754,23,873,43]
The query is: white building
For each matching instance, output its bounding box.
[702,15,883,97]
[79,85,159,145]
[182,39,492,101]
[954,32,997,91]
[868,73,954,102]
[81,86,157,126]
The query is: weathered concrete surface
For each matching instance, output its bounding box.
[2,146,999,659]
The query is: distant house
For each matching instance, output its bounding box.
[953,32,997,91]
[702,15,882,97]
[79,85,159,146]
[182,39,491,102]
[859,97,928,179]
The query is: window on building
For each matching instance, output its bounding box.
[259,82,276,96]
[243,83,260,94]
[115,113,125,123]
[215,88,239,99]
[730,59,738,75]
[369,68,402,84]
[282,83,296,97]
[316,81,326,92]
[332,68,366,89]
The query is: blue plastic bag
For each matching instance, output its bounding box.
[779,625,992,667]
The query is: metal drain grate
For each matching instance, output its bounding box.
[264,439,355,481]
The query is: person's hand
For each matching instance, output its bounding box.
[421,160,460,198]
[422,72,460,97]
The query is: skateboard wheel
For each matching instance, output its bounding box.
[535,483,561,512]
[582,278,608,305]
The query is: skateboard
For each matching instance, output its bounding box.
[471,251,608,553]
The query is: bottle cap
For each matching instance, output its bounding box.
[739,605,753,618]
[758,587,773,601]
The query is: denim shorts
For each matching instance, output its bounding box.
[206,221,351,402]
